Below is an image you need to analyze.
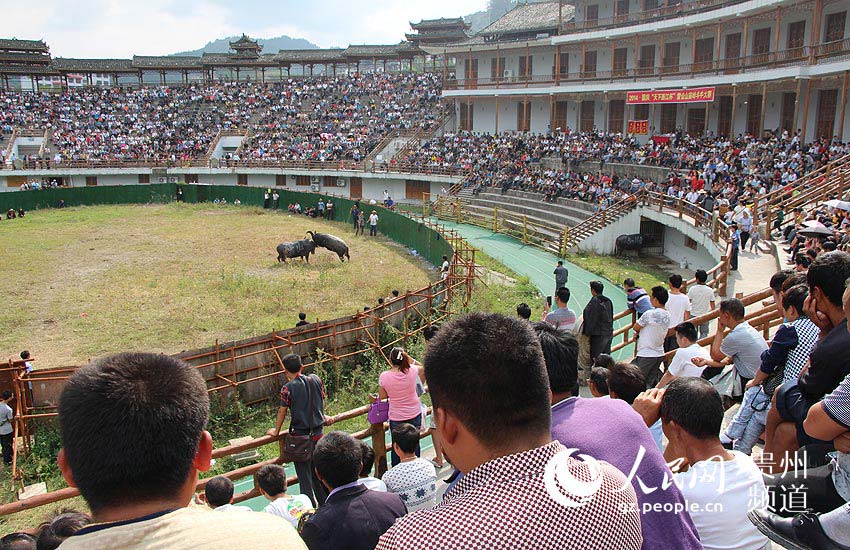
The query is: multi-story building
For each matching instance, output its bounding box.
[427,0,850,142]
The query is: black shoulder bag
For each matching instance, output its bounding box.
[281,375,319,463]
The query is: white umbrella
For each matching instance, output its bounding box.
[826,199,850,211]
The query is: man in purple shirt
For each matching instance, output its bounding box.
[533,322,702,550]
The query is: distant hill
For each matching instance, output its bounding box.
[171,35,319,56]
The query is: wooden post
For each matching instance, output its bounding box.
[802,79,812,143]
[493,207,499,232]
[525,42,530,87]
[558,0,563,34]
[495,94,499,134]
[369,394,388,477]
[759,82,768,138]
[731,85,738,138]
[691,29,696,75]
[555,45,561,84]
[811,0,823,64]
[716,22,722,66]
[678,198,684,219]
[581,42,586,77]
[442,49,447,81]
[523,215,528,244]
[774,7,781,60]
[561,226,569,257]
[839,71,849,138]
[794,78,804,136]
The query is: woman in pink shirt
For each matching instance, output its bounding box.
[379,347,426,466]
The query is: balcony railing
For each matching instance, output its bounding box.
[443,42,850,91]
[563,0,751,34]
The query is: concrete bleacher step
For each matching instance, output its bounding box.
[462,204,563,241]
[468,196,589,228]
[474,191,595,223]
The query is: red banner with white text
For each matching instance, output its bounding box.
[626,87,716,104]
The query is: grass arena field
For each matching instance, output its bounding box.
[0,203,433,369]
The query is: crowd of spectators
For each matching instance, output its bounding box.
[397,129,849,209]
[0,73,442,167]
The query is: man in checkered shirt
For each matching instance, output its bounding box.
[376,313,643,550]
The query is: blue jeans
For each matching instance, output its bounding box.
[725,385,771,455]
[389,414,421,466]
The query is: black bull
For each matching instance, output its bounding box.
[615,233,658,254]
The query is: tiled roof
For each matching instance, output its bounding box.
[406,31,470,42]
[230,34,261,49]
[0,38,49,52]
[275,49,345,63]
[0,64,55,75]
[480,1,574,36]
[410,17,469,30]
[0,51,51,64]
[342,44,405,57]
[53,58,135,71]
[133,55,201,68]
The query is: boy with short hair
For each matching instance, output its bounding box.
[381,423,436,512]
[358,442,388,492]
[256,464,314,528]
[205,476,251,512]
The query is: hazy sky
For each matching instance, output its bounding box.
[1,0,487,58]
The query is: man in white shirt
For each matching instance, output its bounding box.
[381,423,436,512]
[634,378,769,550]
[632,286,672,387]
[656,322,710,388]
[369,210,379,236]
[687,269,716,339]
[664,274,692,358]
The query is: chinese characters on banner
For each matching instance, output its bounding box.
[628,120,649,134]
[626,87,716,104]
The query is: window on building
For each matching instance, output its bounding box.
[717,96,733,137]
[491,57,505,81]
[662,42,680,74]
[639,45,655,75]
[554,49,569,77]
[465,58,478,88]
[687,108,706,136]
[724,32,742,70]
[519,55,533,80]
[517,101,531,132]
[296,175,310,186]
[85,176,97,186]
[644,0,658,11]
[752,28,771,63]
[694,37,714,71]
[746,94,763,136]
[816,88,838,139]
[275,174,286,186]
[583,50,597,78]
[580,101,595,132]
[826,11,847,43]
[634,104,650,121]
[609,100,625,133]
[460,102,474,131]
[237,174,248,186]
[660,104,677,133]
[787,21,806,56]
[553,101,569,132]
[780,92,797,134]
[138,174,150,184]
[613,48,628,76]
[615,0,630,19]
[585,4,599,24]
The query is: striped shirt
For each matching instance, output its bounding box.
[823,373,850,501]
[543,307,577,332]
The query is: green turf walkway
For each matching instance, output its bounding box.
[437,221,634,360]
